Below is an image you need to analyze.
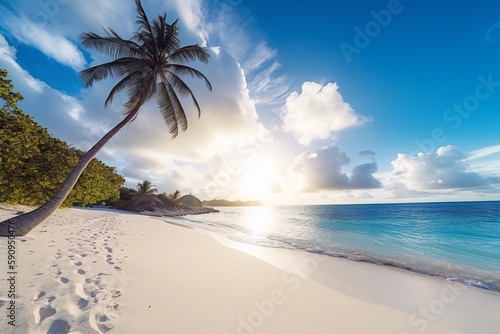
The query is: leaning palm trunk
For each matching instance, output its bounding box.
[0,107,140,237]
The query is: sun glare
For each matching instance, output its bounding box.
[243,206,276,237]
[240,158,278,198]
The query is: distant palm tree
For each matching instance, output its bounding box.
[0,0,212,236]
[136,180,157,195]
[168,189,181,203]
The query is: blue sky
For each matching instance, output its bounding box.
[1,0,500,204]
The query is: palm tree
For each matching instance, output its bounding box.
[0,0,212,236]
[136,180,157,195]
[168,189,181,202]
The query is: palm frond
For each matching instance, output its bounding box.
[151,15,167,46]
[165,72,202,118]
[166,64,212,91]
[124,70,157,113]
[167,45,211,64]
[80,32,146,60]
[158,77,188,138]
[80,58,149,87]
[104,69,145,106]
[161,18,181,55]
[134,0,154,36]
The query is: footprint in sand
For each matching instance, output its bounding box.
[34,291,46,301]
[112,290,122,298]
[35,305,56,323]
[93,314,113,333]
[77,269,86,275]
[46,319,70,334]
[106,254,115,265]
[60,277,69,284]
[74,261,82,267]
[77,298,89,310]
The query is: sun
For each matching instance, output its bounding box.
[239,157,279,198]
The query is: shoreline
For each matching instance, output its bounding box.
[161,215,500,295]
[0,206,498,333]
[162,204,500,295]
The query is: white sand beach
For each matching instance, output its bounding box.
[0,205,499,333]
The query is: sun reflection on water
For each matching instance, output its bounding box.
[242,206,276,238]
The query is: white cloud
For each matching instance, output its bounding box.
[463,144,500,177]
[0,42,90,143]
[0,9,86,70]
[205,1,291,105]
[165,0,208,45]
[1,1,135,38]
[0,34,16,59]
[249,61,291,105]
[0,35,46,95]
[108,49,266,163]
[290,144,382,191]
[390,145,500,191]
[466,144,500,161]
[282,82,370,145]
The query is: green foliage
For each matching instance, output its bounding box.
[0,69,23,113]
[64,151,125,207]
[0,69,125,207]
[168,189,181,203]
[136,180,157,195]
[107,187,137,209]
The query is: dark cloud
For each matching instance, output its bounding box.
[291,145,383,191]
[350,162,383,189]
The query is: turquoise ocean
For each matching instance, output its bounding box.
[166,201,500,293]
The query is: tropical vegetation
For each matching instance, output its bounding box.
[168,189,181,203]
[0,70,124,208]
[136,180,157,194]
[0,0,212,236]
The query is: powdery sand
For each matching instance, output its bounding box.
[0,206,498,333]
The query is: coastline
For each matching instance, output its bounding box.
[0,206,498,333]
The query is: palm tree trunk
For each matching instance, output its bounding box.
[0,106,140,237]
